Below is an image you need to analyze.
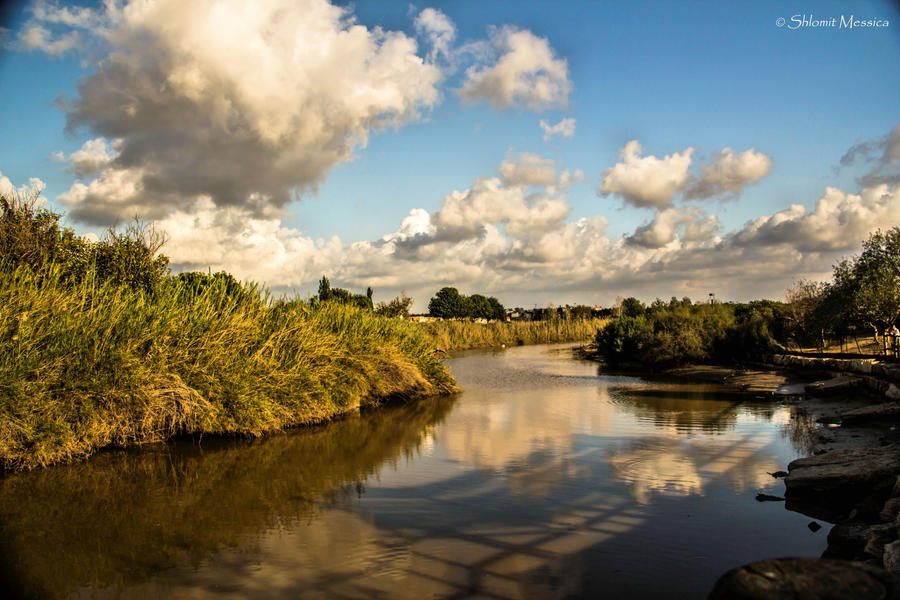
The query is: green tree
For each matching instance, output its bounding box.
[832,227,900,341]
[317,275,332,302]
[428,287,466,318]
[375,292,414,318]
[619,297,645,318]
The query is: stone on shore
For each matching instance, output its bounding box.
[841,402,900,425]
[707,558,900,599]
[785,445,900,498]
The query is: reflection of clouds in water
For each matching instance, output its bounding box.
[94,491,648,600]
[437,386,635,498]
[609,442,703,503]
[608,433,781,504]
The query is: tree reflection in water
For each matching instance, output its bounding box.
[0,396,455,600]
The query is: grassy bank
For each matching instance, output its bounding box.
[419,317,609,351]
[0,266,455,470]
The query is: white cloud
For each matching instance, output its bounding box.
[627,207,718,249]
[459,27,571,111]
[539,118,575,142]
[51,0,442,225]
[732,184,900,252]
[686,147,773,200]
[498,153,558,187]
[0,172,46,203]
[599,141,694,209]
[19,24,80,55]
[157,198,342,289]
[414,8,455,63]
[55,137,119,178]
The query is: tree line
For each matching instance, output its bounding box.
[595,227,900,366]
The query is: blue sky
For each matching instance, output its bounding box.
[1,0,898,308]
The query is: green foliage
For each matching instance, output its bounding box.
[375,292,414,318]
[596,300,782,367]
[428,287,466,318]
[421,317,608,350]
[0,267,455,469]
[1,192,91,277]
[619,297,645,318]
[316,275,373,310]
[1,191,169,293]
[0,206,452,470]
[832,227,900,337]
[427,287,505,319]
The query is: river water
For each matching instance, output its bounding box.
[0,344,826,599]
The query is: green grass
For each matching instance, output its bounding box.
[0,266,455,470]
[418,317,609,351]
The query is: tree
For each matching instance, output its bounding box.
[619,297,645,318]
[785,279,828,349]
[428,287,466,318]
[375,292,413,318]
[317,276,332,302]
[832,227,900,341]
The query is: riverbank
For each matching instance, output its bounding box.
[580,343,900,596]
[0,267,456,470]
[689,358,900,597]
[419,317,607,351]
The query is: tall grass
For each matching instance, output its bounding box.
[419,317,609,351]
[0,265,455,470]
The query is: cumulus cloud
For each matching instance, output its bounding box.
[732,184,900,252]
[142,165,897,309]
[627,207,718,249]
[459,27,571,110]
[49,0,442,225]
[55,137,120,178]
[599,141,694,209]
[415,8,455,63]
[685,147,773,200]
[540,118,575,142]
[156,198,342,289]
[498,153,558,187]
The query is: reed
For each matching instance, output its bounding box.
[419,317,609,351]
[0,265,455,470]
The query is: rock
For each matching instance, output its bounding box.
[816,415,842,425]
[756,493,785,502]
[886,540,900,573]
[805,375,865,395]
[882,498,900,522]
[826,521,871,559]
[785,445,900,498]
[893,475,900,498]
[768,470,789,479]
[842,403,900,425]
[866,523,897,557]
[707,557,900,599]
[854,494,891,523]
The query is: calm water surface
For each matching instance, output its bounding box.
[0,344,825,599]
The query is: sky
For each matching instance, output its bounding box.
[0,0,898,310]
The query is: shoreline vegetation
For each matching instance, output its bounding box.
[0,192,602,470]
[422,317,608,352]
[1,193,462,470]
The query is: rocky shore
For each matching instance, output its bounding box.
[705,355,900,599]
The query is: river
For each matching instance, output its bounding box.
[0,343,826,599]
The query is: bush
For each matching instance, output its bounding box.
[595,300,783,367]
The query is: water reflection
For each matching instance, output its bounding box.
[0,344,825,599]
[0,397,455,600]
